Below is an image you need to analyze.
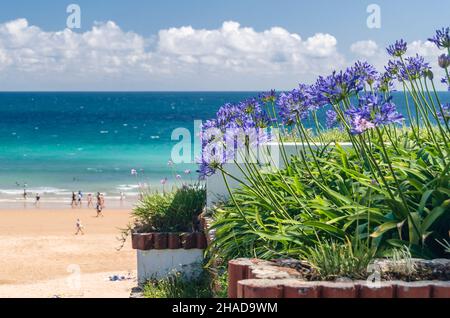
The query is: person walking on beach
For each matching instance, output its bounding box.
[23,188,27,200]
[77,191,83,207]
[71,192,77,208]
[96,192,104,217]
[75,219,84,235]
[87,193,93,208]
[35,193,40,207]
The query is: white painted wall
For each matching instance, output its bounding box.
[206,142,353,209]
[137,249,204,285]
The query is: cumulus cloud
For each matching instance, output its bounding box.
[0,19,445,90]
[155,21,344,78]
[350,40,379,57]
[0,19,347,90]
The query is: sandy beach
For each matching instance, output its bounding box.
[0,207,137,298]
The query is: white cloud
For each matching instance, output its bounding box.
[350,40,379,57]
[0,19,446,90]
[0,19,346,90]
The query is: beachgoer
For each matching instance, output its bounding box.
[71,192,77,208]
[75,219,84,235]
[77,191,83,207]
[35,193,40,207]
[87,193,93,208]
[23,189,27,200]
[96,192,104,217]
[120,192,125,201]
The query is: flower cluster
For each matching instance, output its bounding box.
[401,55,431,80]
[385,54,431,82]
[197,26,449,177]
[428,27,450,49]
[345,94,404,135]
[277,84,312,125]
[313,69,364,105]
[198,96,273,178]
[386,39,408,57]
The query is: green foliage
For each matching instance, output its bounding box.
[143,271,212,298]
[209,129,449,263]
[133,183,206,232]
[304,239,376,280]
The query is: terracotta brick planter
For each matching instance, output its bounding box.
[132,232,207,250]
[167,233,181,249]
[132,231,208,285]
[395,281,432,298]
[356,281,396,298]
[228,258,450,299]
[283,281,321,298]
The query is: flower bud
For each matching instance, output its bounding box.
[438,54,450,68]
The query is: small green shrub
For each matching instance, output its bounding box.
[133,183,206,232]
[304,239,376,281]
[143,271,212,298]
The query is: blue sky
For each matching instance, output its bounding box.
[0,0,448,90]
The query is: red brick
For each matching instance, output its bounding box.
[228,259,253,298]
[283,281,321,298]
[431,282,450,298]
[395,281,431,298]
[153,233,168,249]
[131,233,139,249]
[181,232,196,249]
[167,233,181,249]
[320,282,357,298]
[132,233,154,250]
[239,279,284,298]
[195,232,207,249]
[356,281,395,298]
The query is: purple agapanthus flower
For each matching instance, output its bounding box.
[198,97,273,178]
[399,54,430,81]
[314,69,363,104]
[277,84,312,125]
[384,60,401,79]
[350,61,380,86]
[374,102,404,126]
[428,27,450,49]
[345,93,404,135]
[386,39,408,57]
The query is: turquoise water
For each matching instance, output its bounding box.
[0,91,448,202]
[0,92,257,201]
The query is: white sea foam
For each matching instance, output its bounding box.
[0,187,68,195]
[116,184,140,191]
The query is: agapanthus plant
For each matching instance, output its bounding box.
[203,26,450,260]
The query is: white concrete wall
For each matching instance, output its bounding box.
[206,142,353,209]
[137,249,204,285]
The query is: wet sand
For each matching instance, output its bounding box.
[0,207,137,298]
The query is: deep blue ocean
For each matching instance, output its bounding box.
[0,91,448,202]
